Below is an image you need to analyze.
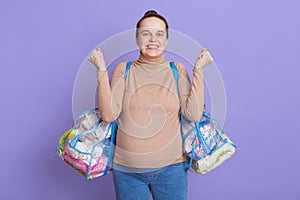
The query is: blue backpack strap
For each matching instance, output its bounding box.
[102,120,118,177]
[124,61,132,80]
[170,62,179,94]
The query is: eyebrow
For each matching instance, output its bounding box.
[141,30,165,33]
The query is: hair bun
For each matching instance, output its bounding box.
[144,10,158,17]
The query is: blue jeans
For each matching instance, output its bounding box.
[112,162,189,200]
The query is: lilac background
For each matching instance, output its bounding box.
[1,0,299,199]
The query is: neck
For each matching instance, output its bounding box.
[136,51,165,65]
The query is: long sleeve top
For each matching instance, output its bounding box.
[96,53,204,168]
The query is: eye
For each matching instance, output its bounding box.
[142,32,150,37]
[156,32,166,38]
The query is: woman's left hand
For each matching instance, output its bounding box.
[194,48,214,69]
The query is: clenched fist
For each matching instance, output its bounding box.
[195,48,214,70]
[88,48,107,71]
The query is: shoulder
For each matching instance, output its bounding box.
[171,62,191,83]
[114,61,127,71]
[112,61,130,75]
[172,61,188,74]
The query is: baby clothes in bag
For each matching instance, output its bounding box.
[181,112,236,174]
[56,108,117,180]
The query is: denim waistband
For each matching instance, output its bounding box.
[112,161,188,174]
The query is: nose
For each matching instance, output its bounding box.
[149,34,156,42]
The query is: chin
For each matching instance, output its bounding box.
[146,53,159,58]
[144,50,163,58]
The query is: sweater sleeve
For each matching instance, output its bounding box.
[96,62,127,122]
[175,62,204,122]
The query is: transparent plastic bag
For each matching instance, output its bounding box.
[56,108,117,180]
[181,110,236,174]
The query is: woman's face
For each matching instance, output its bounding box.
[136,17,168,58]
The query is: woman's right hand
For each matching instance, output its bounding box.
[88,48,107,71]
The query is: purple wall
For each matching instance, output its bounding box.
[1,0,299,199]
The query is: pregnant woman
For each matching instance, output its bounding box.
[88,10,213,200]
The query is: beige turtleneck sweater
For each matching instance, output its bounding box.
[96,53,204,168]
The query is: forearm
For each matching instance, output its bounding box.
[96,62,126,122]
[96,70,122,122]
[180,67,204,122]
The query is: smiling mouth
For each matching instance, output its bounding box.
[146,44,159,50]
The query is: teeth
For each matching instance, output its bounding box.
[147,45,158,49]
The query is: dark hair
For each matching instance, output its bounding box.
[136,10,169,38]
